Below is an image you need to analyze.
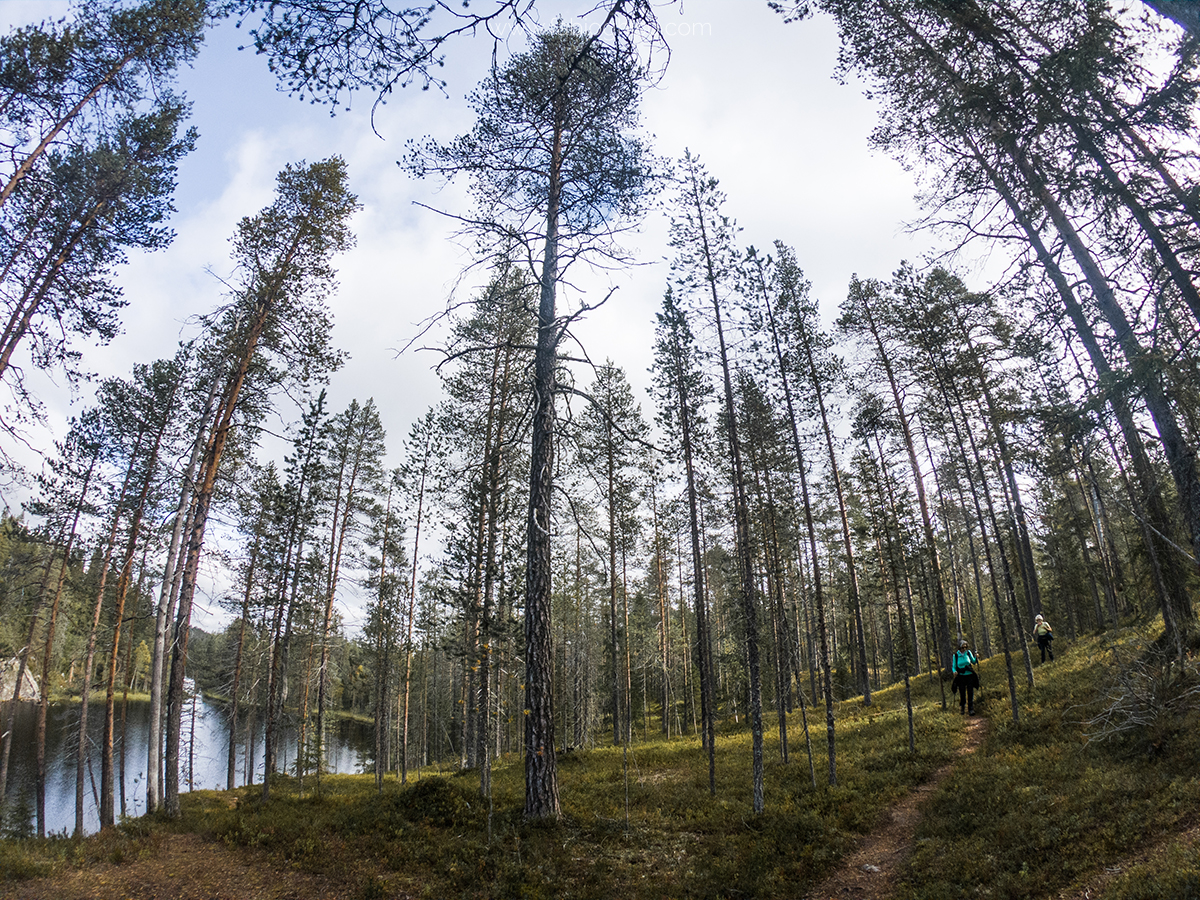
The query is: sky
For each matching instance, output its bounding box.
[0,0,935,631]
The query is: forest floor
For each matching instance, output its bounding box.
[804,712,989,900]
[0,831,358,900]
[0,716,994,900]
[4,766,1196,900]
[4,634,1197,900]
[1052,818,1200,900]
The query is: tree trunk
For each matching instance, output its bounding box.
[402,451,429,785]
[967,135,1193,651]
[228,538,255,791]
[660,293,716,792]
[0,551,56,802]
[523,108,563,822]
[851,281,954,673]
[76,431,143,834]
[168,289,276,815]
[786,274,870,706]
[680,162,764,813]
[148,372,216,813]
[101,419,167,828]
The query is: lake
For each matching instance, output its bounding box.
[0,695,375,835]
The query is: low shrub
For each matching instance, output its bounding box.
[1101,840,1200,900]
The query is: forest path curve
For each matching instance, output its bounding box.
[803,712,989,900]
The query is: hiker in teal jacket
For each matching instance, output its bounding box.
[951,639,979,715]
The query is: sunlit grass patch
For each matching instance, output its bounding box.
[0,836,60,880]
[0,824,172,885]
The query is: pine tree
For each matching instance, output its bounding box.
[0,0,205,209]
[396,409,445,784]
[754,243,872,705]
[0,101,196,410]
[575,363,645,747]
[314,398,387,789]
[407,24,658,819]
[840,278,955,690]
[785,0,1200,648]
[650,287,719,793]
[165,158,357,816]
[669,151,765,813]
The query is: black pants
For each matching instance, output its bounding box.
[1037,636,1054,662]
[954,673,978,712]
[960,684,975,712]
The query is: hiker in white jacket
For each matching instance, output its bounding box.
[1033,614,1054,663]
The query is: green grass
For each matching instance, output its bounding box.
[3,626,1197,899]
[0,820,169,882]
[1102,841,1200,900]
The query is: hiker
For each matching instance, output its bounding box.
[1033,614,1054,663]
[951,638,980,715]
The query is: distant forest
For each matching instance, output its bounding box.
[1,0,1198,835]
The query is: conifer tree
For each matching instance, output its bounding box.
[754,243,871,705]
[407,24,657,819]
[0,101,195,412]
[97,358,186,829]
[778,0,1200,647]
[314,398,386,786]
[396,409,445,784]
[165,158,356,816]
[18,412,102,835]
[223,0,663,109]
[840,277,955,686]
[0,0,206,209]
[434,267,533,782]
[362,470,407,790]
[669,151,765,813]
[745,247,837,783]
[651,287,718,793]
[260,392,330,798]
[576,363,645,747]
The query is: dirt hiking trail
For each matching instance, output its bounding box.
[805,713,989,900]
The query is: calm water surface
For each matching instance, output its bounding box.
[0,696,374,835]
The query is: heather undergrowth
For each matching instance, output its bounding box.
[902,627,1200,900]
[3,626,1197,900]
[174,673,961,899]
